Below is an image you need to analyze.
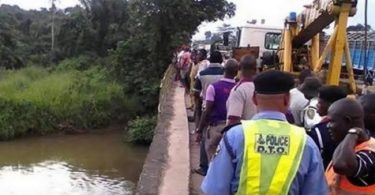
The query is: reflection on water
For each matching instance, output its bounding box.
[0,161,134,195]
[0,131,148,195]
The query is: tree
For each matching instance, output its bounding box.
[124,0,236,67]
[0,23,24,69]
[56,6,94,57]
[79,0,129,56]
[347,23,372,31]
[111,0,236,113]
[0,2,130,66]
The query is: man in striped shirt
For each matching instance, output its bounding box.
[327,98,375,188]
[359,94,375,138]
[192,51,224,176]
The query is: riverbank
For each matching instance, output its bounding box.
[0,66,136,140]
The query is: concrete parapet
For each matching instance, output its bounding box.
[137,65,190,195]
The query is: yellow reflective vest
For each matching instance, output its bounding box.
[236,119,307,195]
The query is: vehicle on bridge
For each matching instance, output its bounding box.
[280,0,370,93]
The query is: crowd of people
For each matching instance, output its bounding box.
[174,46,375,195]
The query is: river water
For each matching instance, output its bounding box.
[0,131,148,195]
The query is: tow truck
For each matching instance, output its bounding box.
[229,0,373,93]
[280,0,359,93]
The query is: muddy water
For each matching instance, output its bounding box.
[0,131,148,195]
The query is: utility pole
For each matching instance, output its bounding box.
[51,0,56,51]
[364,0,372,85]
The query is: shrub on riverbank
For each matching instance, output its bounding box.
[126,115,156,145]
[0,66,137,140]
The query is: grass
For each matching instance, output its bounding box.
[0,66,138,140]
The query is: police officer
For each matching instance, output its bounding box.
[201,70,328,195]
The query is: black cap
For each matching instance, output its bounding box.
[254,70,295,94]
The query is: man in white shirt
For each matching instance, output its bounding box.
[226,55,257,125]
[190,49,209,125]
[289,70,312,126]
[299,77,323,130]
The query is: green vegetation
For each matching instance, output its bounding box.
[0,66,137,140]
[0,0,235,142]
[126,116,157,145]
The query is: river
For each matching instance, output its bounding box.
[0,131,148,195]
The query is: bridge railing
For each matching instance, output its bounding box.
[136,64,176,194]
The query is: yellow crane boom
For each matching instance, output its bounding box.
[282,0,358,92]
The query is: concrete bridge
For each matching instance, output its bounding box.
[137,65,203,195]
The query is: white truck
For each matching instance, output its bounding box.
[234,25,283,67]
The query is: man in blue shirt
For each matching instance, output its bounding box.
[201,70,328,195]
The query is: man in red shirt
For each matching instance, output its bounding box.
[178,47,192,89]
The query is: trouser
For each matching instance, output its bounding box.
[185,74,191,92]
[205,122,226,160]
[199,127,208,173]
[180,69,188,86]
[188,91,195,109]
[174,66,181,81]
[194,98,203,127]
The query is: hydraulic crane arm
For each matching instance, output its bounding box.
[282,0,358,93]
[293,0,357,48]
[293,12,334,48]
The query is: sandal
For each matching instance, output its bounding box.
[192,168,207,176]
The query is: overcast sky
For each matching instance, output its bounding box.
[1,0,374,40]
[0,0,79,10]
[193,0,375,39]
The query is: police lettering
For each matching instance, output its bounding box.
[257,145,265,153]
[255,134,290,155]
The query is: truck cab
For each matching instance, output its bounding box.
[235,25,282,67]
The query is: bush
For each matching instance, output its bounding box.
[0,100,56,139]
[126,115,157,145]
[55,54,98,71]
[27,54,50,67]
[0,66,137,140]
[110,39,163,115]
